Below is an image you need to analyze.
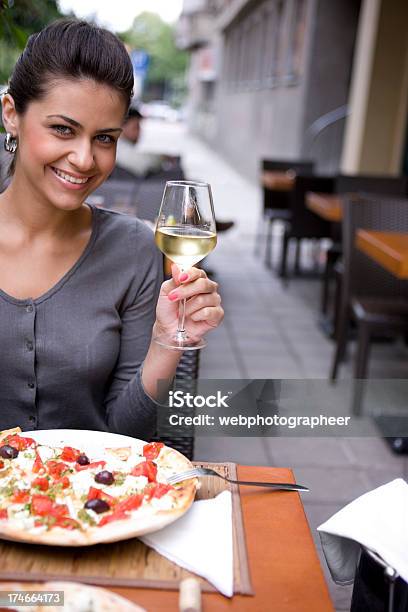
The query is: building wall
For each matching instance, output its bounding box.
[300,0,360,173]
[185,0,360,181]
[212,0,313,180]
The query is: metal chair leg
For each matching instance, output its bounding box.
[352,323,371,415]
[265,219,273,268]
[330,308,349,381]
[279,231,290,279]
[294,239,301,275]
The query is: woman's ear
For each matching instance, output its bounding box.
[1,94,19,136]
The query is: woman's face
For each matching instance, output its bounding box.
[5,78,126,211]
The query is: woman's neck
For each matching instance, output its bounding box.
[0,171,88,242]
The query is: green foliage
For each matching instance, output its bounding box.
[121,12,188,103]
[0,0,63,82]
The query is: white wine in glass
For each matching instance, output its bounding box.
[154,181,217,350]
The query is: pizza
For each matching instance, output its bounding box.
[0,427,196,546]
[0,581,145,611]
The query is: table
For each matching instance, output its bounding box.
[112,466,334,611]
[356,230,408,279]
[306,192,343,223]
[262,171,296,191]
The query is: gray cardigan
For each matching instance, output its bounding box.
[0,205,163,438]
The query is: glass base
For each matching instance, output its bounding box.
[153,331,206,351]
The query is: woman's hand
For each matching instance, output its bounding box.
[154,264,224,341]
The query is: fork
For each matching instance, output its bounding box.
[167,467,309,492]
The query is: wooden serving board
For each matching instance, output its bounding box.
[0,462,253,595]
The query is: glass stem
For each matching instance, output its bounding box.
[177,298,187,335]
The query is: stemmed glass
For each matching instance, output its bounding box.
[154,181,217,350]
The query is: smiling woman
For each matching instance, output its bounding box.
[0,19,223,436]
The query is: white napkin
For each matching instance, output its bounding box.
[140,490,233,597]
[317,478,408,585]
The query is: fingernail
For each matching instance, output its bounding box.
[168,291,179,301]
[179,273,188,282]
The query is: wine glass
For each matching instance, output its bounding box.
[154,180,217,350]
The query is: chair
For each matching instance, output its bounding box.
[108,164,143,183]
[256,159,314,267]
[322,175,408,317]
[90,179,139,216]
[278,175,335,279]
[330,194,408,413]
[151,345,200,460]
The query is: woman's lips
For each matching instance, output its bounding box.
[49,166,93,190]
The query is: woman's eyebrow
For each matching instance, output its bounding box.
[46,114,122,133]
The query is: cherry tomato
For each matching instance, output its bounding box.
[3,435,36,451]
[54,476,70,489]
[143,442,164,461]
[46,461,69,479]
[87,487,115,505]
[74,460,106,472]
[0,460,4,469]
[31,494,54,516]
[144,483,173,501]
[60,446,81,462]
[98,510,129,527]
[32,477,49,492]
[131,460,157,482]
[11,489,30,503]
[0,509,8,519]
[32,453,46,475]
[55,516,80,530]
[116,493,143,513]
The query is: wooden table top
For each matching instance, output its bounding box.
[306,192,343,222]
[111,465,334,611]
[356,230,408,279]
[261,171,296,191]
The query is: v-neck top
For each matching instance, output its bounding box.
[0,205,163,438]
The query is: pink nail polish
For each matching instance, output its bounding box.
[168,291,179,301]
[179,273,188,282]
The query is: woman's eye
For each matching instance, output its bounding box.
[96,134,115,144]
[52,125,73,136]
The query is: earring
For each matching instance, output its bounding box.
[4,133,17,154]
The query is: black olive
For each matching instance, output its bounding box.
[84,499,110,514]
[94,470,114,485]
[0,445,19,459]
[76,454,90,465]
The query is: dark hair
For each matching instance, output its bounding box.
[125,106,143,122]
[8,19,134,114]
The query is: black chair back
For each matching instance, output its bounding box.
[262,159,315,212]
[90,179,139,216]
[336,174,408,197]
[341,194,408,304]
[108,164,142,183]
[262,159,314,173]
[288,175,335,238]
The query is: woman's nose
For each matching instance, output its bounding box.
[67,140,96,172]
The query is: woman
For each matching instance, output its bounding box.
[0,19,223,437]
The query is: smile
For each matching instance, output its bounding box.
[51,167,91,185]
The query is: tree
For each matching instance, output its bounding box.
[120,12,188,105]
[0,0,63,83]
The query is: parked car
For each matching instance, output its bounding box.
[141,100,181,122]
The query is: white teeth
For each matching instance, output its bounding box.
[52,167,89,184]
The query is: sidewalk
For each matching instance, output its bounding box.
[140,119,408,611]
